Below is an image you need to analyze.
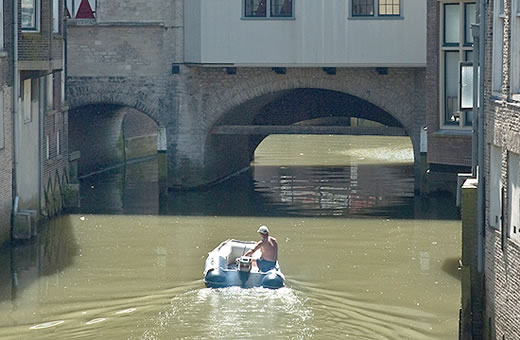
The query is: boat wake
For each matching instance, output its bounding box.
[140,286,315,339]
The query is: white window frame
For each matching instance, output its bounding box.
[56,130,60,156]
[52,0,60,33]
[46,134,50,160]
[492,0,504,95]
[511,0,520,98]
[243,0,295,19]
[45,73,54,111]
[508,152,520,242]
[21,0,40,32]
[489,145,502,229]
[22,79,32,123]
[439,1,476,129]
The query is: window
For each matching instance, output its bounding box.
[22,79,32,123]
[492,0,504,93]
[352,0,375,16]
[508,152,520,242]
[0,91,4,149]
[53,0,59,33]
[22,0,38,31]
[66,0,96,19]
[45,74,54,111]
[244,0,293,18]
[46,135,50,160]
[511,0,520,96]
[379,0,400,16]
[56,130,60,156]
[0,0,4,50]
[440,2,476,128]
[489,145,502,229]
[352,0,400,17]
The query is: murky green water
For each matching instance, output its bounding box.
[0,136,461,339]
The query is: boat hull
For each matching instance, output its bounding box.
[203,240,285,289]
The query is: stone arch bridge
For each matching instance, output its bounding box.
[67,66,425,190]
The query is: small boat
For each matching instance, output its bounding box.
[203,239,285,289]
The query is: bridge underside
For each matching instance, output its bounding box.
[193,88,417,190]
[211,125,407,136]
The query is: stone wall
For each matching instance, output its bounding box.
[0,0,14,246]
[0,87,13,246]
[169,65,425,188]
[484,0,520,338]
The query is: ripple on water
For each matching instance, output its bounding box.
[140,287,316,340]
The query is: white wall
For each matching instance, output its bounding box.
[15,77,41,211]
[185,0,426,66]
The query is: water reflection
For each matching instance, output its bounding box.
[0,135,462,339]
[0,216,79,304]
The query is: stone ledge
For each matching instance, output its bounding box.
[67,20,165,28]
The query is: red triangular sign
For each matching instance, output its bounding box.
[75,0,95,19]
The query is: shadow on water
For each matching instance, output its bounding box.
[0,216,79,303]
[442,257,463,281]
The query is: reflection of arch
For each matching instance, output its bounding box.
[69,103,159,176]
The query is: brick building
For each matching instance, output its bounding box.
[484,0,520,337]
[0,0,14,245]
[425,0,477,193]
[0,0,73,243]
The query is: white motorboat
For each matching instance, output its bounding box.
[203,239,285,289]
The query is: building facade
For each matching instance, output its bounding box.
[66,0,429,190]
[0,0,72,242]
[484,0,520,337]
[425,0,477,193]
[0,0,14,245]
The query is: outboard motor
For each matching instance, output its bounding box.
[237,256,252,272]
[237,256,252,287]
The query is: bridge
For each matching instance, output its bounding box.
[65,0,426,190]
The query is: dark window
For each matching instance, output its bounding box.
[352,0,374,17]
[379,0,400,16]
[245,0,267,17]
[271,0,293,17]
[22,0,37,30]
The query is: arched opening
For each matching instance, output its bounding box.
[69,104,159,177]
[203,88,416,187]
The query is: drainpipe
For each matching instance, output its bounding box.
[477,0,486,274]
[11,0,19,235]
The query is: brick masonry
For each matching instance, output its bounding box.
[484,0,520,338]
[425,0,473,168]
[0,0,14,246]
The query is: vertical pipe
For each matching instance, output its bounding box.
[11,0,19,235]
[477,0,486,273]
[472,20,479,177]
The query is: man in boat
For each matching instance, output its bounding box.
[244,225,278,272]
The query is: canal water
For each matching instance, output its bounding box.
[0,135,461,339]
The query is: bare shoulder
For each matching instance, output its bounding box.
[269,236,278,245]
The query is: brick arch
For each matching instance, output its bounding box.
[67,77,163,125]
[178,67,424,189]
[198,68,423,139]
[69,102,160,177]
